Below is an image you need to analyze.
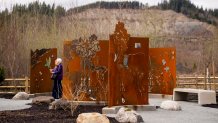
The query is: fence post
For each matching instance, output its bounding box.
[195,77,198,89]
[25,76,29,93]
[212,61,216,91]
[176,76,179,87]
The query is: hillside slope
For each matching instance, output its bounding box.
[1,8,218,76]
[60,8,218,73]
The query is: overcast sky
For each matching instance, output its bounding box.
[0,0,218,11]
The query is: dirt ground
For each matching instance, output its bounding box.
[0,103,118,123]
[0,93,15,99]
[202,104,218,108]
[0,94,118,123]
[0,93,217,123]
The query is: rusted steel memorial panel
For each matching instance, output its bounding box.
[149,48,176,95]
[62,22,178,106]
[62,38,109,101]
[108,22,149,106]
[30,49,57,93]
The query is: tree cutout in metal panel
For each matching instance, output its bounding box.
[71,34,100,78]
[63,41,109,101]
[72,34,100,60]
[113,21,130,63]
[71,34,101,100]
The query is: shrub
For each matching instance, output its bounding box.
[0,67,5,85]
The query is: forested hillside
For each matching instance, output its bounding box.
[157,0,218,25]
[68,0,218,26]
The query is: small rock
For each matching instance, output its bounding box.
[115,107,143,123]
[49,99,71,110]
[160,100,181,111]
[115,107,129,122]
[32,96,54,104]
[12,92,29,100]
[77,112,110,123]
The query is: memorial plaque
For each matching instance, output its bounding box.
[149,48,176,95]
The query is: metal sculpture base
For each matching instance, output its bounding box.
[102,104,157,114]
[69,101,107,106]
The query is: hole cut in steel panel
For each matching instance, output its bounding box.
[149,48,176,95]
[62,40,109,101]
[108,22,149,106]
[30,48,57,93]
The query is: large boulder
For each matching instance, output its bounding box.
[49,99,71,110]
[115,107,143,123]
[32,96,54,104]
[12,92,29,100]
[160,100,182,111]
[76,112,110,123]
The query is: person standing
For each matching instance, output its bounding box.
[50,58,63,99]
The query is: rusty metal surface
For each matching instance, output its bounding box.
[108,22,149,106]
[62,40,109,101]
[149,48,176,95]
[30,49,57,93]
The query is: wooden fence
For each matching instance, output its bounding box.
[0,76,217,94]
[0,77,30,93]
[177,76,218,91]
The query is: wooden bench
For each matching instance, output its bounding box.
[173,88,216,105]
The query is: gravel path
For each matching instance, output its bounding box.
[0,98,32,111]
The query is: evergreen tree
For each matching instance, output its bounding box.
[158,0,218,26]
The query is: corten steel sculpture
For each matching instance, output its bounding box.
[149,48,176,95]
[108,22,149,106]
[62,35,109,101]
[30,48,57,93]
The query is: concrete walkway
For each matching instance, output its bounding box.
[140,98,218,123]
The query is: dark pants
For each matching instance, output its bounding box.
[52,79,62,99]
